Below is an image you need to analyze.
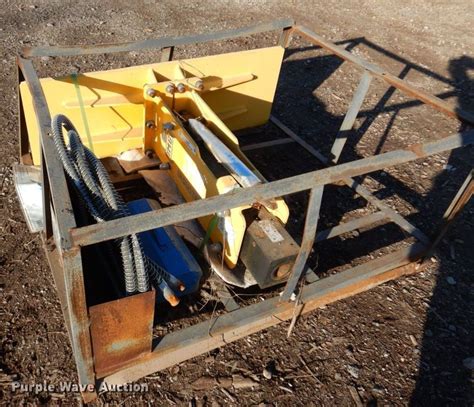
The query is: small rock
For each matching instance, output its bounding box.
[171,365,180,375]
[347,365,360,379]
[232,374,259,389]
[446,276,456,285]
[262,368,272,380]
[463,357,474,370]
[372,384,385,395]
[46,22,54,27]
[263,360,276,380]
[191,376,216,390]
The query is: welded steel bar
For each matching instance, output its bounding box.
[70,129,474,247]
[315,211,387,242]
[278,26,294,48]
[102,242,427,387]
[16,56,97,401]
[60,248,96,402]
[281,186,324,300]
[345,179,430,244]
[23,19,294,58]
[160,46,174,62]
[270,116,431,244]
[270,116,329,162]
[331,71,372,163]
[40,151,53,239]
[17,56,75,249]
[427,169,473,255]
[293,25,474,125]
[17,65,32,165]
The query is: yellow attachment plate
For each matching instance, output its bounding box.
[20,45,289,266]
[20,46,285,165]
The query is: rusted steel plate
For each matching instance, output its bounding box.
[70,129,474,247]
[89,290,155,378]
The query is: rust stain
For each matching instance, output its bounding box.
[408,143,425,158]
[89,290,155,378]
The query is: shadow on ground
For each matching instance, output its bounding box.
[410,56,474,406]
[248,40,474,405]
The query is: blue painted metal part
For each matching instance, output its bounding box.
[127,199,202,301]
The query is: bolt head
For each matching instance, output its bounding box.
[145,120,156,129]
[145,149,155,158]
[194,79,204,90]
[176,83,186,93]
[165,83,176,94]
[146,88,156,97]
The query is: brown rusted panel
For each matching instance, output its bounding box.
[89,290,155,378]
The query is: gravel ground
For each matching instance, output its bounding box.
[0,1,473,405]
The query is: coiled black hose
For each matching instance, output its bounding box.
[51,114,183,305]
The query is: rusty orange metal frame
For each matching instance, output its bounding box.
[16,19,474,402]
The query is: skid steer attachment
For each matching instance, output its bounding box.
[14,19,474,401]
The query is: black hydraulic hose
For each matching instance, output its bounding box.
[51,114,183,304]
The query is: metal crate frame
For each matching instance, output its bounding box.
[16,19,474,402]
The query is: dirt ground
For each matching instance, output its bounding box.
[1,0,473,405]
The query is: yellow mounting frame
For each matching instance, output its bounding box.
[20,45,289,266]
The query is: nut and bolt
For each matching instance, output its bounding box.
[165,83,176,94]
[146,88,157,97]
[194,79,204,90]
[145,149,155,158]
[159,162,171,170]
[176,83,186,93]
[145,120,156,129]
